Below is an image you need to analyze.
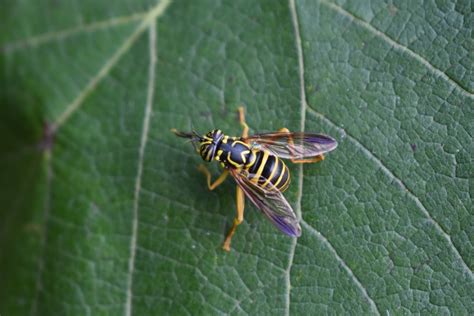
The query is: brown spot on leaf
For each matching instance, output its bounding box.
[38,122,55,152]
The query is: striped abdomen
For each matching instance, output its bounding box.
[245,150,290,192]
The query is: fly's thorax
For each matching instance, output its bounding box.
[214,136,252,168]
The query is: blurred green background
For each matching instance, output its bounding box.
[1,0,472,314]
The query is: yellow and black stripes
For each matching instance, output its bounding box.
[274,162,290,192]
[245,150,290,192]
[197,129,291,192]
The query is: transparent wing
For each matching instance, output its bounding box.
[244,132,337,160]
[230,168,301,237]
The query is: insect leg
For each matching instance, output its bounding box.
[222,186,245,251]
[238,107,249,139]
[197,164,229,190]
[291,155,325,163]
[278,127,325,163]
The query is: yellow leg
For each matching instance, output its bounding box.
[291,155,325,163]
[197,164,229,190]
[238,106,249,138]
[222,186,245,251]
[278,127,325,164]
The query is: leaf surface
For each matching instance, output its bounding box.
[1,0,472,314]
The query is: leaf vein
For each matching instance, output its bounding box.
[1,12,147,54]
[52,0,172,132]
[306,105,473,279]
[124,17,158,316]
[137,246,240,314]
[30,151,53,316]
[289,1,381,314]
[318,0,473,98]
[301,220,380,315]
[286,0,305,314]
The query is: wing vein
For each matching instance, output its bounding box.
[306,105,473,279]
[125,19,158,316]
[318,0,473,98]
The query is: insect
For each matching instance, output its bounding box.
[172,107,337,251]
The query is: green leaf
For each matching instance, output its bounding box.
[1,0,472,314]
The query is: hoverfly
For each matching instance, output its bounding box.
[172,107,337,251]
